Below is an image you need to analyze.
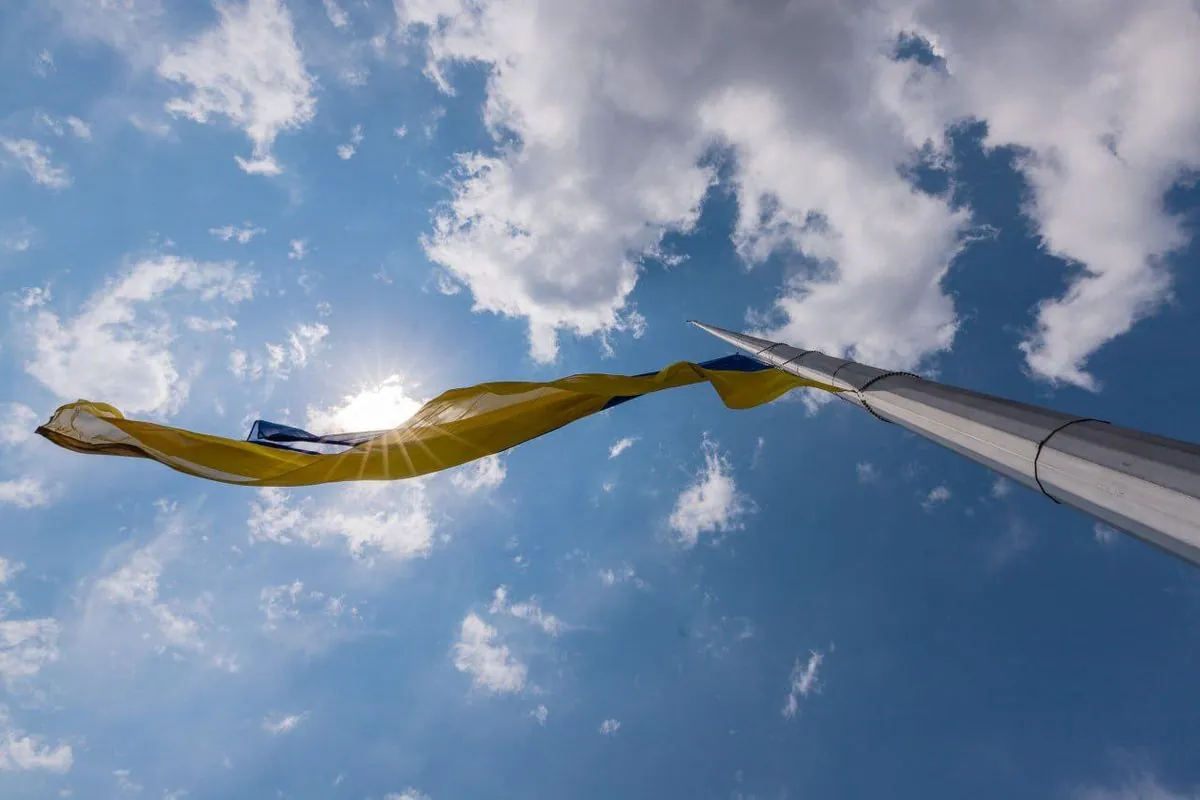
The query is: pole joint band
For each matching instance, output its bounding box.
[1033,418,1107,503]
[854,371,921,423]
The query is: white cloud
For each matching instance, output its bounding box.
[0,618,60,686]
[668,438,750,548]
[608,436,638,459]
[92,521,205,653]
[528,704,548,726]
[231,322,329,382]
[1075,773,1200,800]
[1094,523,1120,547]
[158,0,316,175]
[184,315,237,332]
[452,612,526,694]
[33,50,54,77]
[0,478,49,509]
[393,125,408,138]
[113,768,142,793]
[15,286,51,311]
[397,0,1200,378]
[0,559,23,586]
[248,483,436,562]
[921,484,951,511]
[289,239,307,260]
[0,404,39,447]
[488,586,565,636]
[22,255,255,415]
[2,219,36,252]
[323,0,349,29]
[262,712,307,735]
[209,223,265,244]
[337,124,364,160]
[1,138,71,189]
[36,113,92,141]
[450,455,506,493]
[384,791,432,800]
[316,301,332,317]
[598,564,644,589]
[855,462,879,483]
[782,649,824,719]
[598,718,621,735]
[0,710,72,773]
[990,477,1013,499]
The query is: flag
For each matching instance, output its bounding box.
[36,354,839,487]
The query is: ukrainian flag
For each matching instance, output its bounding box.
[36,354,837,487]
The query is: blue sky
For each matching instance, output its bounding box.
[2,0,1200,798]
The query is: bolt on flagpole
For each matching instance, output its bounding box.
[691,320,1200,567]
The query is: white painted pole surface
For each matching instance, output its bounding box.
[692,321,1200,567]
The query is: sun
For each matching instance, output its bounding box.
[306,375,424,433]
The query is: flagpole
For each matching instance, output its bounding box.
[691,320,1200,567]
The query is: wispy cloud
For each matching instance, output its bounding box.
[528,705,548,726]
[262,712,308,735]
[921,485,951,511]
[856,461,879,483]
[489,586,566,636]
[782,649,825,719]
[608,436,639,459]
[209,223,265,243]
[1,138,70,189]
[337,124,364,160]
[598,718,621,735]
[289,239,307,260]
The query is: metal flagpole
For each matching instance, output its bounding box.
[691,320,1200,567]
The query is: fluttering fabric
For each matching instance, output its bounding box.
[36,354,837,487]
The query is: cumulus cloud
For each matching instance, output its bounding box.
[0,478,48,509]
[22,255,254,415]
[488,586,565,636]
[450,455,506,493]
[262,712,307,735]
[452,612,526,694]
[210,223,265,243]
[528,704,548,726]
[397,0,1200,380]
[0,405,38,447]
[1,138,71,189]
[598,718,621,735]
[248,483,436,562]
[783,649,825,719]
[608,436,638,459]
[158,0,316,175]
[669,438,750,547]
[289,239,307,260]
[0,710,72,773]
[337,124,364,160]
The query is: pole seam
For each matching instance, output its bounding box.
[1033,418,1108,503]
[854,371,921,424]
